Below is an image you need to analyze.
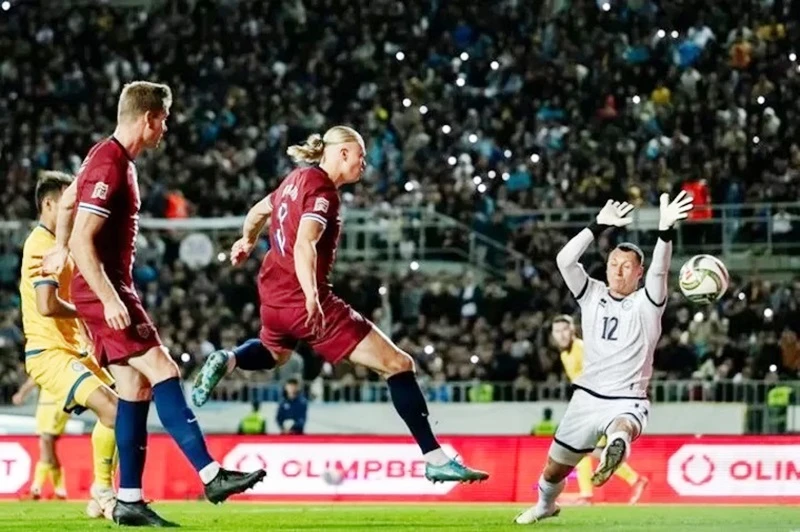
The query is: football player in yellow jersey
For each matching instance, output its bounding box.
[552,315,649,505]
[20,171,118,518]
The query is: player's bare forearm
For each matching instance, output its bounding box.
[70,234,119,305]
[242,194,274,243]
[16,377,37,400]
[294,218,325,301]
[645,238,672,304]
[35,285,78,318]
[556,228,594,296]
[54,180,78,249]
[294,240,319,301]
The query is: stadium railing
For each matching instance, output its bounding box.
[3,201,798,278]
[192,378,799,405]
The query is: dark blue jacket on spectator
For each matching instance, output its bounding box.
[276,395,308,434]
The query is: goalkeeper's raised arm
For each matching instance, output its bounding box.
[644,191,694,306]
[556,200,634,298]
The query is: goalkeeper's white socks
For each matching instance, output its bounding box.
[536,475,565,512]
[514,475,563,524]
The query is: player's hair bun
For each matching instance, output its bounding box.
[287,134,325,164]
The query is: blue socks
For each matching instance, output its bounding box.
[116,399,150,500]
[233,338,277,370]
[386,371,441,454]
[152,377,215,474]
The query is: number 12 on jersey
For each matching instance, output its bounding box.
[601,316,619,341]
[275,202,289,255]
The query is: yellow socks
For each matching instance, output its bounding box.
[615,462,640,485]
[51,466,66,497]
[31,461,52,493]
[575,456,594,498]
[91,421,117,488]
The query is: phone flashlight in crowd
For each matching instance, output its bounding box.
[738,292,746,301]
[694,312,704,323]
[424,345,435,355]
[470,355,479,364]
[769,364,778,373]
[764,308,774,320]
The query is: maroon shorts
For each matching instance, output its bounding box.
[75,293,162,367]
[259,294,372,364]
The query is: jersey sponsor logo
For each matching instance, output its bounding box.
[71,361,85,373]
[135,323,151,339]
[313,197,330,214]
[622,299,633,310]
[91,182,109,200]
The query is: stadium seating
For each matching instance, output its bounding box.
[1,0,800,402]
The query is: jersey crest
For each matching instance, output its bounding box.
[136,323,151,339]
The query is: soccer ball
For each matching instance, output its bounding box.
[678,254,729,304]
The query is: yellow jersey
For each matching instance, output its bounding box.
[20,224,83,355]
[560,338,584,383]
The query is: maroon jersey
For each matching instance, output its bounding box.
[259,166,341,307]
[72,137,141,302]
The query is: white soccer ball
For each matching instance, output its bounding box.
[678,254,729,304]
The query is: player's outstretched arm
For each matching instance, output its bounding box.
[556,200,634,297]
[242,193,274,243]
[645,192,693,305]
[230,193,275,266]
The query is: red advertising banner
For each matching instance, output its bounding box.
[0,435,798,504]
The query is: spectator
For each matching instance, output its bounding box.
[238,401,267,435]
[276,379,308,435]
[531,407,557,437]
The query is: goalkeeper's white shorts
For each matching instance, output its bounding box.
[548,387,649,467]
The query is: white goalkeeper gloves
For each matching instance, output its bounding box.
[658,191,694,231]
[596,199,635,227]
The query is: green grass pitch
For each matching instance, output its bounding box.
[1,502,798,531]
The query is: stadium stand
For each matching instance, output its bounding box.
[1,0,800,405]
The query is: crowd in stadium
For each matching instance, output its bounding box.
[2,0,800,402]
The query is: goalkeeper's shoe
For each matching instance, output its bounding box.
[204,468,266,504]
[592,437,628,487]
[191,350,230,407]
[425,459,489,483]
[514,504,561,525]
[112,500,179,527]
